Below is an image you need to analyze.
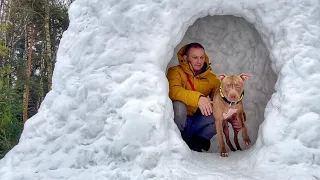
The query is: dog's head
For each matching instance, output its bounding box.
[217,74,251,103]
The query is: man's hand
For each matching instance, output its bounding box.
[198,96,213,116]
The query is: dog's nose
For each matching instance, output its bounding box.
[231,95,236,99]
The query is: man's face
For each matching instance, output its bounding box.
[184,47,205,72]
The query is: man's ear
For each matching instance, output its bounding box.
[217,74,226,82]
[239,74,251,81]
[183,55,188,62]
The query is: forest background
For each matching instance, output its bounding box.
[0,0,74,159]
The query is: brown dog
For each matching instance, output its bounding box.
[211,74,251,157]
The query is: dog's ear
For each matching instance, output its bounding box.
[239,74,251,81]
[217,74,226,81]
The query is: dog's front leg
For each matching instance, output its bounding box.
[223,120,236,151]
[234,129,242,151]
[239,112,251,146]
[215,116,228,157]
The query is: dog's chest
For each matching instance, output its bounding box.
[223,107,238,119]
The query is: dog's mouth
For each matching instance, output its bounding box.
[227,95,238,102]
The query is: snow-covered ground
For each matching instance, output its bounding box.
[1,0,320,179]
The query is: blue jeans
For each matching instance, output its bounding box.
[173,101,216,152]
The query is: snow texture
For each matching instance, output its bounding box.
[1,0,320,179]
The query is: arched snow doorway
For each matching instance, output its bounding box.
[167,15,277,152]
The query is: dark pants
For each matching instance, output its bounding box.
[173,101,216,152]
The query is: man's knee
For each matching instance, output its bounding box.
[199,123,216,140]
[172,101,187,131]
[202,114,215,124]
[197,115,216,139]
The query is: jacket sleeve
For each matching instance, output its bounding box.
[167,67,203,107]
[213,76,221,89]
[211,74,221,90]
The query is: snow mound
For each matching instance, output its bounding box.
[1,0,320,179]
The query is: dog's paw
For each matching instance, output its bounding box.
[220,147,228,157]
[243,136,251,146]
[221,152,228,157]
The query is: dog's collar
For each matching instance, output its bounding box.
[219,85,244,105]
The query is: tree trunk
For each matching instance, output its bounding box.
[44,0,53,91]
[1,0,12,88]
[36,42,45,111]
[3,0,11,47]
[23,23,35,123]
[0,0,5,25]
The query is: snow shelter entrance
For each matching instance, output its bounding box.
[166,15,277,153]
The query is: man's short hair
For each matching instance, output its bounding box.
[184,42,204,56]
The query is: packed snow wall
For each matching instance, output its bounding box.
[0,0,319,179]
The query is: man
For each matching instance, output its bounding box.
[167,42,241,152]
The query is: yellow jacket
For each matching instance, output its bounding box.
[167,45,221,116]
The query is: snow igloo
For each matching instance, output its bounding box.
[1,0,320,180]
